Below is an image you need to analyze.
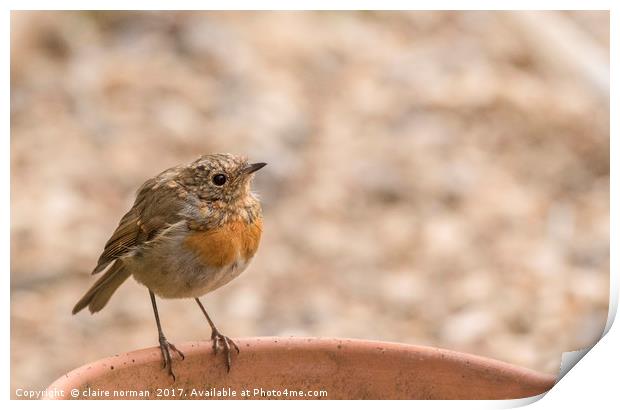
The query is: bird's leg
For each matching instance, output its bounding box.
[150,290,184,381]
[195,298,239,372]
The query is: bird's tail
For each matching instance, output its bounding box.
[72,260,131,314]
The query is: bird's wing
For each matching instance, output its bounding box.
[91,175,186,274]
[91,207,141,274]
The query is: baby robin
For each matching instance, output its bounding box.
[72,153,266,380]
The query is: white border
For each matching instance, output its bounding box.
[4,2,615,408]
[1,0,616,11]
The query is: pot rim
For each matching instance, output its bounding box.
[46,336,557,399]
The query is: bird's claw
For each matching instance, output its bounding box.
[158,336,185,381]
[210,330,239,372]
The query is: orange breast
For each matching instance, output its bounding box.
[184,218,263,268]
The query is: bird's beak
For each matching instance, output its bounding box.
[243,162,267,174]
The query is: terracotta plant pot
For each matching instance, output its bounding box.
[46,337,556,400]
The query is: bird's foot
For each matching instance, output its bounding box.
[210,329,240,372]
[158,336,185,381]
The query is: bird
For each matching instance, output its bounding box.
[72,153,266,380]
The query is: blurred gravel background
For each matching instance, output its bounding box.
[11,11,609,394]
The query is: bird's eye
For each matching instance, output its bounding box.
[212,173,227,186]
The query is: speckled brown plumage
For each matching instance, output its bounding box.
[72,153,266,380]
